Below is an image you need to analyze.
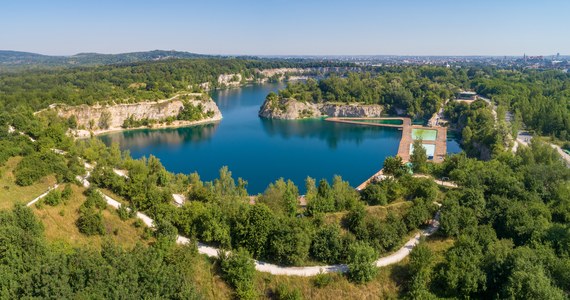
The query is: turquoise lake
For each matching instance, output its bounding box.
[100,83,462,194]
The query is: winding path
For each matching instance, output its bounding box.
[15,124,445,276]
[25,165,442,277]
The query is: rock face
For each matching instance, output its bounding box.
[53,98,222,130]
[259,98,383,119]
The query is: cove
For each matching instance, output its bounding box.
[100,83,461,194]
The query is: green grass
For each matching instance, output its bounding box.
[256,265,401,300]
[32,184,153,250]
[0,156,57,210]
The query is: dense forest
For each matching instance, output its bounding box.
[0,58,351,112]
[275,66,570,143]
[473,69,570,140]
[275,67,463,119]
[1,60,570,299]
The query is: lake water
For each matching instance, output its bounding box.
[100,83,461,194]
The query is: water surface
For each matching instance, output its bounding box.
[100,83,460,194]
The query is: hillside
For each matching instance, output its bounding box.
[0,49,211,67]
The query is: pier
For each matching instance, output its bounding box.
[326,117,447,163]
[326,117,448,189]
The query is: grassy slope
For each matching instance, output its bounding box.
[0,156,57,210]
[255,235,454,299]
[32,184,152,250]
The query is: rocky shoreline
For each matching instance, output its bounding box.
[258,97,383,120]
[44,96,222,138]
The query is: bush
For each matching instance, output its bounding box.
[154,219,178,243]
[360,183,387,206]
[310,224,345,264]
[76,207,105,236]
[116,205,131,221]
[43,189,62,206]
[83,190,107,210]
[133,219,144,228]
[220,248,256,300]
[61,184,73,200]
[346,242,378,283]
[312,272,334,288]
[274,283,302,300]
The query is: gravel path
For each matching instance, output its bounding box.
[28,165,442,277]
[26,184,59,207]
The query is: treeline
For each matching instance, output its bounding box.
[0,58,352,113]
[275,67,465,119]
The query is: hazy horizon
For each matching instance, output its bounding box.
[1,0,569,57]
[2,49,568,58]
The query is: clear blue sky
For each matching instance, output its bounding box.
[1,0,568,56]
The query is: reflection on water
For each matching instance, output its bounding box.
[260,118,401,149]
[100,122,220,149]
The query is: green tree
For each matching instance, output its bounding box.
[257,178,298,217]
[438,236,486,297]
[383,155,404,176]
[98,110,112,130]
[411,139,428,173]
[310,224,346,264]
[407,243,436,299]
[268,218,311,265]
[236,204,275,258]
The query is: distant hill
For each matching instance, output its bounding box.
[0,50,213,68]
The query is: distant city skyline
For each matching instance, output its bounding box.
[1,0,569,56]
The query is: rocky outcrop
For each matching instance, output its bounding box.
[218,73,243,87]
[259,98,383,119]
[51,96,222,134]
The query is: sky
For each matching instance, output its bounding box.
[1,0,569,56]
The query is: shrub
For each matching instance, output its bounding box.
[219,248,256,300]
[83,190,107,210]
[133,219,144,228]
[117,205,131,221]
[43,189,62,206]
[360,183,387,206]
[312,272,334,288]
[274,283,302,300]
[61,184,73,201]
[76,207,105,236]
[346,242,378,283]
